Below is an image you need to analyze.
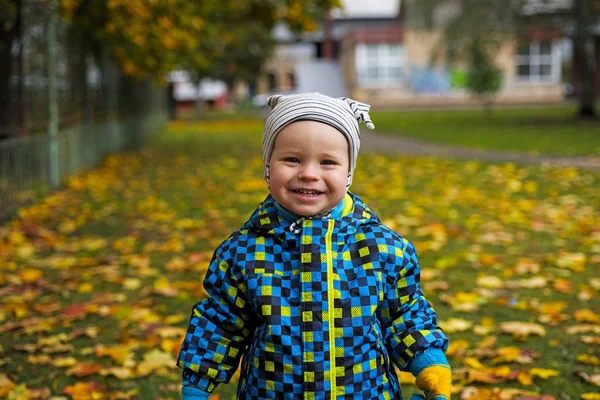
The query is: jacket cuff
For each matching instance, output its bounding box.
[182,385,210,400]
[409,348,450,377]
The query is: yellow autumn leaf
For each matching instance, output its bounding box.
[165,256,189,271]
[515,276,547,289]
[473,316,496,336]
[517,370,533,386]
[567,325,600,335]
[77,282,93,293]
[464,357,486,370]
[574,309,600,324]
[446,339,470,358]
[0,374,15,396]
[52,357,78,367]
[100,367,134,379]
[530,368,560,379]
[500,321,546,339]
[554,251,586,271]
[59,220,77,234]
[491,347,522,364]
[444,292,482,312]
[439,318,473,333]
[476,275,504,289]
[19,268,43,283]
[153,277,178,297]
[578,354,600,365]
[123,277,141,290]
[136,349,175,376]
[582,394,600,400]
[164,314,186,325]
[63,381,106,399]
[156,326,186,338]
[95,344,135,366]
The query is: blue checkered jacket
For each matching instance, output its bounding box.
[178,193,448,399]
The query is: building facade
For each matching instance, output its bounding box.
[256,0,592,106]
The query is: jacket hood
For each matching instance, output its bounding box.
[241,192,381,238]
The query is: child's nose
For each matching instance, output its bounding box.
[297,163,319,180]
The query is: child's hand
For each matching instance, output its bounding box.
[414,365,451,399]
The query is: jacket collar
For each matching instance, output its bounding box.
[242,192,380,238]
[273,196,347,224]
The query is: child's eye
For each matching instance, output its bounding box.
[321,159,337,165]
[284,157,300,163]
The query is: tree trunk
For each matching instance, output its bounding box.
[0,1,18,139]
[15,0,24,135]
[574,0,597,118]
[225,78,237,105]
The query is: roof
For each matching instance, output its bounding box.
[332,0,401,19]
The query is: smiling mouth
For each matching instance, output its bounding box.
[293,189,323,196]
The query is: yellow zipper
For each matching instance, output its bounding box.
[325,220,336,399]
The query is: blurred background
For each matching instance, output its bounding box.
[2,0,599,216]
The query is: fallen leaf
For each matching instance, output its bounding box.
[517,370,533,385]
[136,349,175,376]
[439,318,473,333]
[530,368,559,379]
[500,321,546,340]
[567,325,600,335]
[578,354,600,365]
[66,362,103,377]
[53,356,78,367]
[0,374,15,396]
[574,309,600,324]
[19,268,43,283]
[63,381,107,399]
[576,371,600,386]
[553,251,586,271]
[100,367,134,379]
[552,278,572,293]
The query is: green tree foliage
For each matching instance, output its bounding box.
[466,39,503,115]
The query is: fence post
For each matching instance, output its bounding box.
[47,13,60,186]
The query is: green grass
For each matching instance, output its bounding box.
[371,105,600,156]
[0,120,598,399]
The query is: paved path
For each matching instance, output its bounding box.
[360,131,600,169]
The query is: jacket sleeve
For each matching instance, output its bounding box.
[378,238,449,373]
[177,241,256,393]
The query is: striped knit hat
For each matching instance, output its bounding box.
[262,92,374,188]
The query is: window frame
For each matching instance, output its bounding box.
[515,40,561,83]
[355,42,405,87]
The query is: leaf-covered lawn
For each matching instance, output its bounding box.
[1,120,599,399]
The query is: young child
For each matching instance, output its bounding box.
[177,93,451,400]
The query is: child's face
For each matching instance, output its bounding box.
[269,120,350,217]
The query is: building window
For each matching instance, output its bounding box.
[516,41,561,83]
[355,43,404,86]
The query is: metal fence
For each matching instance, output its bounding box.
[0,113,166,217]
[0,2,168,220]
